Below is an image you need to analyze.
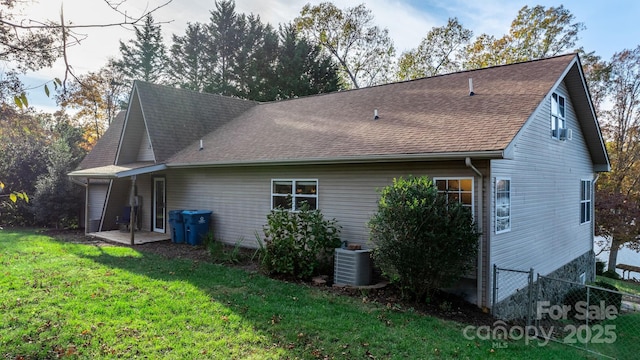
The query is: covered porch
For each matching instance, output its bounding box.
[88,230,170,245]
[69,162,169,245]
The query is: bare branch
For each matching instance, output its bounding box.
[0,0,173,30]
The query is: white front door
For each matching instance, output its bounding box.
[153,177,166,233]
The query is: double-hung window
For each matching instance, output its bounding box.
[580,179,592,224]
[495,178,511,233]
[551,93,566,139]
[434,178,474,216]
[271,179,318,211]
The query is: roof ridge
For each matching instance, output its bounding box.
[133,80,259,104]
[257,53,579,105]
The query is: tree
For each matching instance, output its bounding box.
[113,14,168,85]
[1,0,171,104]
[397,18,472,80]
[595,190,640,272]
[274,24,341,99]
[369,176,479,300]
[464,5,584,69]
[166,1,340,101]
[598,47,640,195]
[0,106,86,226]
[0,0,60,73]
[232,14,279,101]
[592,46,640,271]
[206,0,243,95]
[57,62,128,142]
[295,2,395,89]
[0,106,48,225]
[32,124,85,228]
[168,23,213,91]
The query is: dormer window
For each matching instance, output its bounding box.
[551,93,566,140]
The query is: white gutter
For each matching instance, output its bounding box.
[68,177,88,187]
[168,151,506,169]
[465,157,485,309]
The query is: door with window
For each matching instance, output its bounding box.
[153,177,166,233]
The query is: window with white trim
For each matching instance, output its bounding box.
[580,179,592,224]
[495,178,511,233]
[271,179,318,211]
[434,178,473,215]
[551,93,566,139]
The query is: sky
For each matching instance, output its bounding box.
[13,0,640,112]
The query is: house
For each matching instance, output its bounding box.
[69,53,609,311]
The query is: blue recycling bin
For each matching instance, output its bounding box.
[182,210,212,246]
[168,210,185,244]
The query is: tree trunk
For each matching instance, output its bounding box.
[608,241,620,272]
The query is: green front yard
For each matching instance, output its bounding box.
[0,229,592,359]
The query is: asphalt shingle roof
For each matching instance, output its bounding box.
[168,54,576,165]
[77,111,125,169]
[134,82,258,162]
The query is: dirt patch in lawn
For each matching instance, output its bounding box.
[43,228,495,327]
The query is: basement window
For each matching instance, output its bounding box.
[271,179,318,211]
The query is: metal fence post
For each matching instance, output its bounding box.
[527,268,534,328]
[492,264,498,314]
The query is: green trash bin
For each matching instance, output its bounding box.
[182,210,212,245]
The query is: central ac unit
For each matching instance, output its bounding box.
[334,248,372,286]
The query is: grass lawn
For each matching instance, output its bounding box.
[0,229,593,359]
[596,275,640,296]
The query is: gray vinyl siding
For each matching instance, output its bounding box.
[103,179,130,230]
[490,80,594,299]
[117,90,146,165]
[166,161,487,250]
[136,128,155,162]
[87,181,108,225]
[137,174,153,231]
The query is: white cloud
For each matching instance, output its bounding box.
[14,0,640,112]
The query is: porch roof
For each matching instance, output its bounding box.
[68,162,166,179]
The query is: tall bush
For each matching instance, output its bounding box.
[369,176,480,300]
[261,202,341,279]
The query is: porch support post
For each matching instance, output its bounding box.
[85,178,90,235]
[130,175,136,245]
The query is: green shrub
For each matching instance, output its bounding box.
[602,269,621,280]
[261,202,341,279]
[595,258,606,276]
[562,281,622,322]
[205,233,246,264]
[368,176,480,300]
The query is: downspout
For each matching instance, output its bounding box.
[465,157,485,309]
[129,175,137,245]
[592,173,600,281]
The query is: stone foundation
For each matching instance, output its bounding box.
[492,250,595,321]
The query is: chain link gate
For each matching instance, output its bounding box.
[492,265,534,326]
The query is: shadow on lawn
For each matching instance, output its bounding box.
[63,238,400,359]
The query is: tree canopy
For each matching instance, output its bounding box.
[113,15,168,85]
[397,18,472,80]
[464,5,584,69]
[295,2,395,88]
